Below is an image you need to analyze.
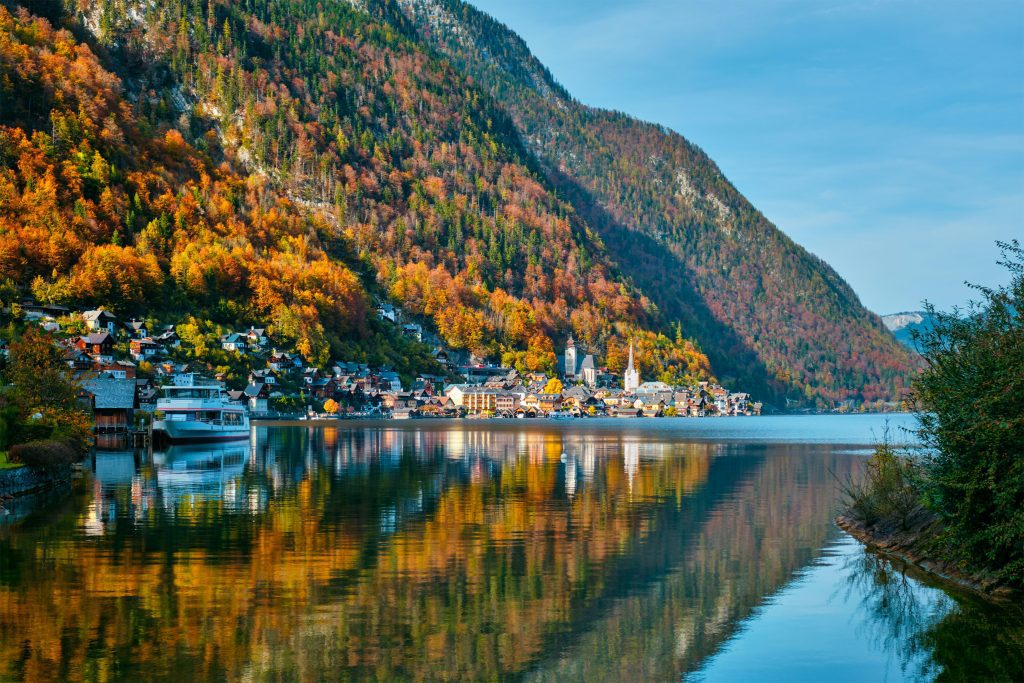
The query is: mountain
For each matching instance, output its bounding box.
[882,311,936,351]
[0,0,913,406]
[387,0,914,406]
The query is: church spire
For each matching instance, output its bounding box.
[624,340,640,392]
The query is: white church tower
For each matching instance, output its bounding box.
[565,335,578,380]
[624,342,640,393]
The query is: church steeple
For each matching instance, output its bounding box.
[624,341,640,393]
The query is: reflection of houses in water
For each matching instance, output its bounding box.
[86,443,150,536]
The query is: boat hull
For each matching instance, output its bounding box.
[154,420,250,443]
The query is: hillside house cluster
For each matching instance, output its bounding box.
[12,299,760,424]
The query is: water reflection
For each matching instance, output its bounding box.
[842,551,1024,682]
[0,420,1018,682]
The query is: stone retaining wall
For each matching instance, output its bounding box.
[0,465,71,498]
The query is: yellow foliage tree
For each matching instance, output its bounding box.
[543,378,563,395]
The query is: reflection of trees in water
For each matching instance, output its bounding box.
[840,551,950,680]
[841,550,1024,682]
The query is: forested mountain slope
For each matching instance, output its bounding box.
[0,0,912,406]
[386,0,915,405]
[0,0,709,383]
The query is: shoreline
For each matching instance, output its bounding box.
[836,515,1020,603]
[0,464,72,501]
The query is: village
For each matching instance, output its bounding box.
[3,300,761,431]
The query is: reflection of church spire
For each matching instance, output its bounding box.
[624,440,639,496]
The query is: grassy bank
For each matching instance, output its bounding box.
[0,452,22,470]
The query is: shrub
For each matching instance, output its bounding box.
[841,437,929,531]
[913,240,1024,587]
[9,440,78,472]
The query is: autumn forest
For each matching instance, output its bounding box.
[0,0,914,406]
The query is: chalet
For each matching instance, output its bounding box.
[641,398,666,418]
[136,378,158,409]
[614,404,643,418]
[538,393,562,414]
[378,370,402,392]
[129,337,164,360]
[220,333,248,353]
[730,392,751,414]
[600,389,626,408]
[245,327,269,348]
[244,383,271,414]
[156,328,181,348]
[83,378,137,433]
[82,310,118,336]
[249,368,279,386]
[310,377,338,400]
[269,350,303,372]
[419,395,456,417]
[411,377,435,397]
[521,393,541,411]
[63,349,94,371]
[390,394,421,419]
[432,347,453,370]
[527,372,549,386]
[92,359,137,380]
[76,332,114,361]
[402,322,423,341]
[377,303,398,323]
[125,319,148,338]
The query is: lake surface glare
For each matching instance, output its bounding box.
[1,414,1021,681]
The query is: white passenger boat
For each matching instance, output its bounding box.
[153,375,250,443]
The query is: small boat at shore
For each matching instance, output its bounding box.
[153,375,249,443]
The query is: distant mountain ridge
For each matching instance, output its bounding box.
[883,311,936,351]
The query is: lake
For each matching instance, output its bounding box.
[1,414,1021,681]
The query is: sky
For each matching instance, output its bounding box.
[469,0,1024,314]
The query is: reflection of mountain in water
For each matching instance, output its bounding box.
[2,424,1014,682]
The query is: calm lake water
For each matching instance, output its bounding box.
[1,414,1021,681]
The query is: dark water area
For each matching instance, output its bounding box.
[0,415,1020,681]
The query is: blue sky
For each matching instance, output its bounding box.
[469,0,1024,314]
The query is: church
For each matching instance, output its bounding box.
[563,336,597,387]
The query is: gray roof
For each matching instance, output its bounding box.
[84,378,137,410]
[81,332,111,345]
